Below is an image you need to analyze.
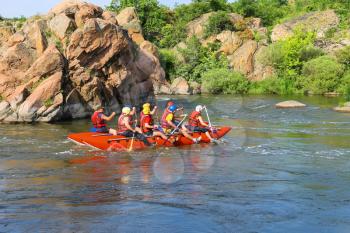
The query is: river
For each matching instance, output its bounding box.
[1,95,350,233]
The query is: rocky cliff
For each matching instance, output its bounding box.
[0,0,168,122]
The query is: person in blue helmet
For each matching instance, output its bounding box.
[161,104,201,143]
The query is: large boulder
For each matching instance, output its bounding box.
[275,100,306,108]
[116,7,144,44]
[171,77,191,95]
[271,10,339,42]
[229,40,258,75]
[49,14,76,40]
[249,45,275,81]
[0,0,164,122]
[215,31,242,55]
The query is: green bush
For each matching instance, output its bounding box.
[202,68,250,94]
[335,46,350,69]
[159,49,177,81]
[301,56,344,94]
[204,11,235,38]
[174,36,229,82]
[337,71,350,99]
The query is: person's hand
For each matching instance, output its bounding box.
[112,112,116,116]
[132,107,136,110]
[154,124,158,129]
[154,106,158,109]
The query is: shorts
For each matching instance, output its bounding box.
[91,126,109,133]
[119,130,134,137]
[144,131,153,136]
[186,125,208,133]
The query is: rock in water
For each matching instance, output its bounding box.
[275,100,306,108]
[0,1,168,122]
[334,102,350,113]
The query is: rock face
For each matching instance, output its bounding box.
[183,12,271,81]
[275,100,306,108]
[0,1,167,122]
[116,7,145,44]
[271,10,339,42]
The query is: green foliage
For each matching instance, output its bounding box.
[107,0,170,45]
[259,30,316,80]
[159,49,177,81]
[232,0,289,27]
[335,46,350,69]
[301,56,344,94]
[55,39,63,53]
[337,71,350,99]
[249,76,285,94]
[204,11,235,38]
[159,23,187,48]
[202,68,250,94]
[175,37,229,82]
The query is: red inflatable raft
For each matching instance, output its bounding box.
[67,126,231,151]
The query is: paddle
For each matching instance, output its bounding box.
[161,114,188,145]
[128,117,138,152]
[203,106,218,136]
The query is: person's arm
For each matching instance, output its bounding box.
[198,116,208,127]
[166,114,177,128]
[150,106,157,115]
[101,112,116,121]
[145,123,154,129]
[124,118,135,132]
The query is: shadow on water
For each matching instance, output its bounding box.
[1,95,350,232]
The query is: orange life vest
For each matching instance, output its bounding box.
[117,114,132,133]
[161,109,172,129]
[91,111,106,128]
[141,114,153,133]
[188,111,201,127]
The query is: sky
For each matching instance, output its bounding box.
[0,0,193,18]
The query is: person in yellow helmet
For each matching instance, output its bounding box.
[140,103,168,140]
[117,106,152,146]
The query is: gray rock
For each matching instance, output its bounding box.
[276,100,306,108]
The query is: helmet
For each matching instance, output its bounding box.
[167,101,174,107]
[195,105,203,112]
[143,103,151,109]
[169,105,177,112]
[122,107,131,114]
[143,107,151,115]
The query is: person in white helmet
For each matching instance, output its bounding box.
[117,106,152,146]
[186,105,216,142]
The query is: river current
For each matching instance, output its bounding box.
[1,95,350,233]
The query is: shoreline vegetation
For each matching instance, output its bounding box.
[1,0,349,98]
[104,0,350,98]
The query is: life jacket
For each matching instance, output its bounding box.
[91,111,106,128]
[188,111,201,127]
[117,114,132,133]
[141,114,153,133]
[161,109,172,129]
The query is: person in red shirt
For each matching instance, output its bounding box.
[91,105,117,135]
[186,105,217,143]
[140,103,167,140]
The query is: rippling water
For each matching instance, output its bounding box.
[1,95,350,232]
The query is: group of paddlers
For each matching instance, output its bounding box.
[91,101,217,147]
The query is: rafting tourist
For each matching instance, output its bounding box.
[162,105,201,143]
[117,106,152,146]
[186,105,217,143]
[140,103,168,140]
[91,105,117,134]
